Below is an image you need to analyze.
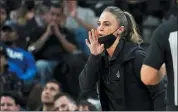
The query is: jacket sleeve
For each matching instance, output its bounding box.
[133,49,166,110]
[79,54,101,92]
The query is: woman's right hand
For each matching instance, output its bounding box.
[86,29,104,55]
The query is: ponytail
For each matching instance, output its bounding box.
[123,11,143,44]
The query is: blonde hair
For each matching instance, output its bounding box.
[104,6,142,44]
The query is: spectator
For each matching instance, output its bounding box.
[28,3,86,98]
[28,2,77,86]
[0,25,36,84]
[29,2,76,85]
[77,100,97,111]
[54,92,77,111]
[0,91,21,111]
[39,80,61,111]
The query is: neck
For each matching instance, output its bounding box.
[106,38,120,57]
[42,104,54,111]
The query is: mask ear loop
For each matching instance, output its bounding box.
[112,21,124,38]
[112,28,120,37]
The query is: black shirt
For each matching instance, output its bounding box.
[144,16,178,109]
[29,26,78,60]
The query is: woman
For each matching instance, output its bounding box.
[79,6,165,111]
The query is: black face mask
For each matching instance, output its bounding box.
[98,27,120,49]
[98,34,117,49]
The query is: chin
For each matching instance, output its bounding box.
[98,36,103,38]
[42,99,51,103]
[43,101,53,104]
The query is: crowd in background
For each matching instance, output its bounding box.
[0,0,177,111]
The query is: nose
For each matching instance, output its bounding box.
[52,15,57,22]
[97,25,104,33]
[44,89,50,94]
[2,104,9,111]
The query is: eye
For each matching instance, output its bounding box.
[97,22,101,26]
[54,107,59,111]
[7,103,13,106]
[0,103,5,106]
[60,104,67,108]
[50,87,57,92]
[104,23,110,26]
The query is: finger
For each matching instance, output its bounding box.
[47,25,52,30]
[91,29,96,41]
[95,30,99,40]
[51,22,56,27]
[48,24,54,28]
[88,31,93,43]
[85,39,90,48]
[47,24,50,27]
[49,22,54,26]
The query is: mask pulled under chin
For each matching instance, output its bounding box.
[98,34,117,49]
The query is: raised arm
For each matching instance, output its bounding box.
[79,29,104,91]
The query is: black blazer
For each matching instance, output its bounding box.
[79,39,165,111]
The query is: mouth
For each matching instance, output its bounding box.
[98,34,104,37]
[44,95,50,99]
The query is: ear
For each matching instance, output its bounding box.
[117,26,125,35]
